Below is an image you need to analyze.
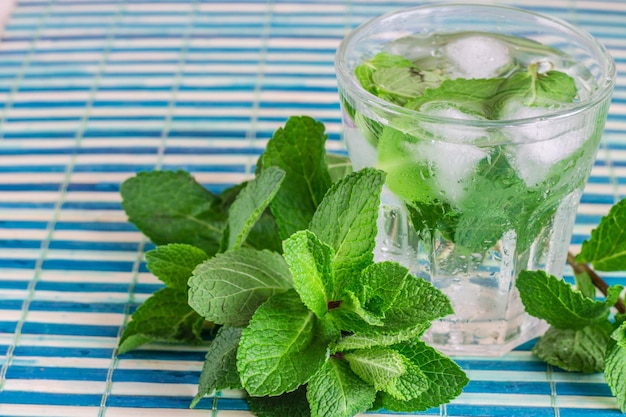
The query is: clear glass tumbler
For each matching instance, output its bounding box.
[335,4,615,356]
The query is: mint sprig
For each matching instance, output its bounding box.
[517,197,626,412]
[118,116,467,417]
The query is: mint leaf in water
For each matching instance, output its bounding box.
[121,170,224,256]
[532,322,612,373]
[606,323,626,412]
[309,168,385,290]
[145,244,208,291]
[237,289,329,397]
[405,65,576,118]
[262,116,333,239]
[188,248,292,326]
[516,270,610,329]
[578,198,626,271]
[222,166,285,252]
[118,287,204,354]
[283,230,335,319]
[192,326,243,408]
[306,358,376,417]
[355,52,414,96]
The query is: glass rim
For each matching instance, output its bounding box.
[334,2,616,128]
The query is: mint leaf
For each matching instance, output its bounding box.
[355,53,414,96]
[607,285,625,308]
[306,358,376,417]
[573,269,596,300]
[309,168,385,290]
[378,339,468,412]
[605,322,626,412]
[376,126,436,204]
[244,212,283,253]
[384,361,429,402]
[191,326,243,408]
[376,265,452,333]
[330,323,430,353]
[121,170,224,256]
[578,198,626,271]
[118,287,204,354]
[405,77,504,117]
[372,66,445,106]
[526,64,578,106]
[247,386,311,417]
[516,270,610,329]
[532,323,612,373]
[222,166,285,252]
[237,289,328,396]
[326,153,352,183]
[349,261,409,317]
[188,248,292,326]
[262,116,333,239]
[145,244,208,291]
[405,66,576,118]
[344,347,406,391]
[283,230,335,319]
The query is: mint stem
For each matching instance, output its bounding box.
[567,252,626,314]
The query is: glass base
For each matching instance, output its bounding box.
[423,315,548,357]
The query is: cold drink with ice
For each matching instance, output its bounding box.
[335,5,615,356]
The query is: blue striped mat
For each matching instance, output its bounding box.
[0,0,625,416]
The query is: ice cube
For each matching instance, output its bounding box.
[406,139,488,205]
[444,34,512,79]
[419,102,488,143]
[501,100,591,187]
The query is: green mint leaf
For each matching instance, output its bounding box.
[377,266,453,333]
[247,386,311,417]
[329,290,385,333]
[309,168,385,291]
[532,323,612,373]
[344,347,406,391]
[331,263,452,335]
[121,170,224,256]
[607,285,625,308]
[237,289,328,396]
[306,357,376,417]
[406,200,459,241]
[188,248,292,326]
[244,211,283,253]
[222,166,285,252]
[405,77,504,117]
[376,126,436,204]
[405,66,576,118]
[378,339,468,412]
[191,326,243,408]
[526,64,578,105]
[349,261,410,317]
[283,230,335,319]
[262,116,333,239]
[577,198,626,271]
[145,244,208,290]
[383,361,429,402]
[330,323,430,353]
[355,52,414,96]
[605,323,626,412]
[118,287,204,354]
[326,152,353,183]
[372,67,445,106]
[516,270,610,329]
[573,269,597,300]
